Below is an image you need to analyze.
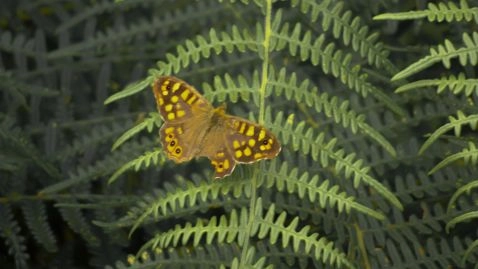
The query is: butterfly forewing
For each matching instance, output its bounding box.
[225,117,281,164]
[153,76,212,123]
[154,76,213,163]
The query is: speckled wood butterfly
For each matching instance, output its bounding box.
[152,76,281,178]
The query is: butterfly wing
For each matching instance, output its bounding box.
[152,76,213,124]
[197,113,281,178]
[224,116,281,163]
[198,123,237,178]
[153,76,213,162]
[160,122,199,163]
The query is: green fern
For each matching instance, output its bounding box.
[101,1,418,268]
[137,200,355,268]
[447,180,478,212]
[419,110,478,155]
[58,203,100,246]
[271,14,405,116]
[292,0,396,73]
[107,160,385,236]
[0,118,61,179]
[395,72,478,97]
[392,32,478,81]
[374,0,478,23]
[3,0,478,268]
[20,201,57,252]
[42,138,156,194]
[110,113,162,150]
[429,142,478,174]
[0,205,28,268]
[380,1,478,267]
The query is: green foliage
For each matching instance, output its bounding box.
[395,73,478,96]
[1,0,478,268]
[391,32,478,81]
[383,0,478,267]
[374,0,478,23]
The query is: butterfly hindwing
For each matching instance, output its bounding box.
[159,122,195,163]
[225,117,281,164]
[208,148,236,178]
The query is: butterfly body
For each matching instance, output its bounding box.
[153,76,280,178]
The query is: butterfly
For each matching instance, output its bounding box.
[152,76,281,178]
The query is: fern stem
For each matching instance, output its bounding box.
[258,0,272,124]
[239,1,273,267]
[354,222,371,269]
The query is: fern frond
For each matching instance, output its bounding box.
[446,211,478,233]
[269,67,396,157]
[139,200,355,268]
[110,159,383,237]
[229,246,272,269]
[141,207,247,252]
[374,0,478,23]
[394,204,446,240]
[392,32,478,81]
[202,71,260,105]
[396,73,478,97]
[103,175,243,232]
[125,176,246,235]
[357,202,454,259]
[53,194,138,210]
[266,162,385,220]
[105,25,258,104]
[197,68,396,157]
[447,180,478,212]
[0,31,37,57]
[394,167,463,204]
[0,121,61,179]
[104,78,153,104]
[50,1,231,58]
[56,0,156,33]
[107,148,166,185]
[0,71,59,98]
[98,174,242,230]
[271,20,406,117]
[372,237,472,268]
[155,25,257,75]
[255,200,354,268]
[398,98,462,132]
[461,239,478,269]
[107,243,243,269]
[58,205,100,246]
[429,142,478,174]
[57,122,132,160]
[111,113,162,150]
[292,0,395,72]
[273,112,402,209]
[20,201,57,252]
[255,241,314,268]
[0,205,29,268]
[42,138,156,194]
[419,111,478,155]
